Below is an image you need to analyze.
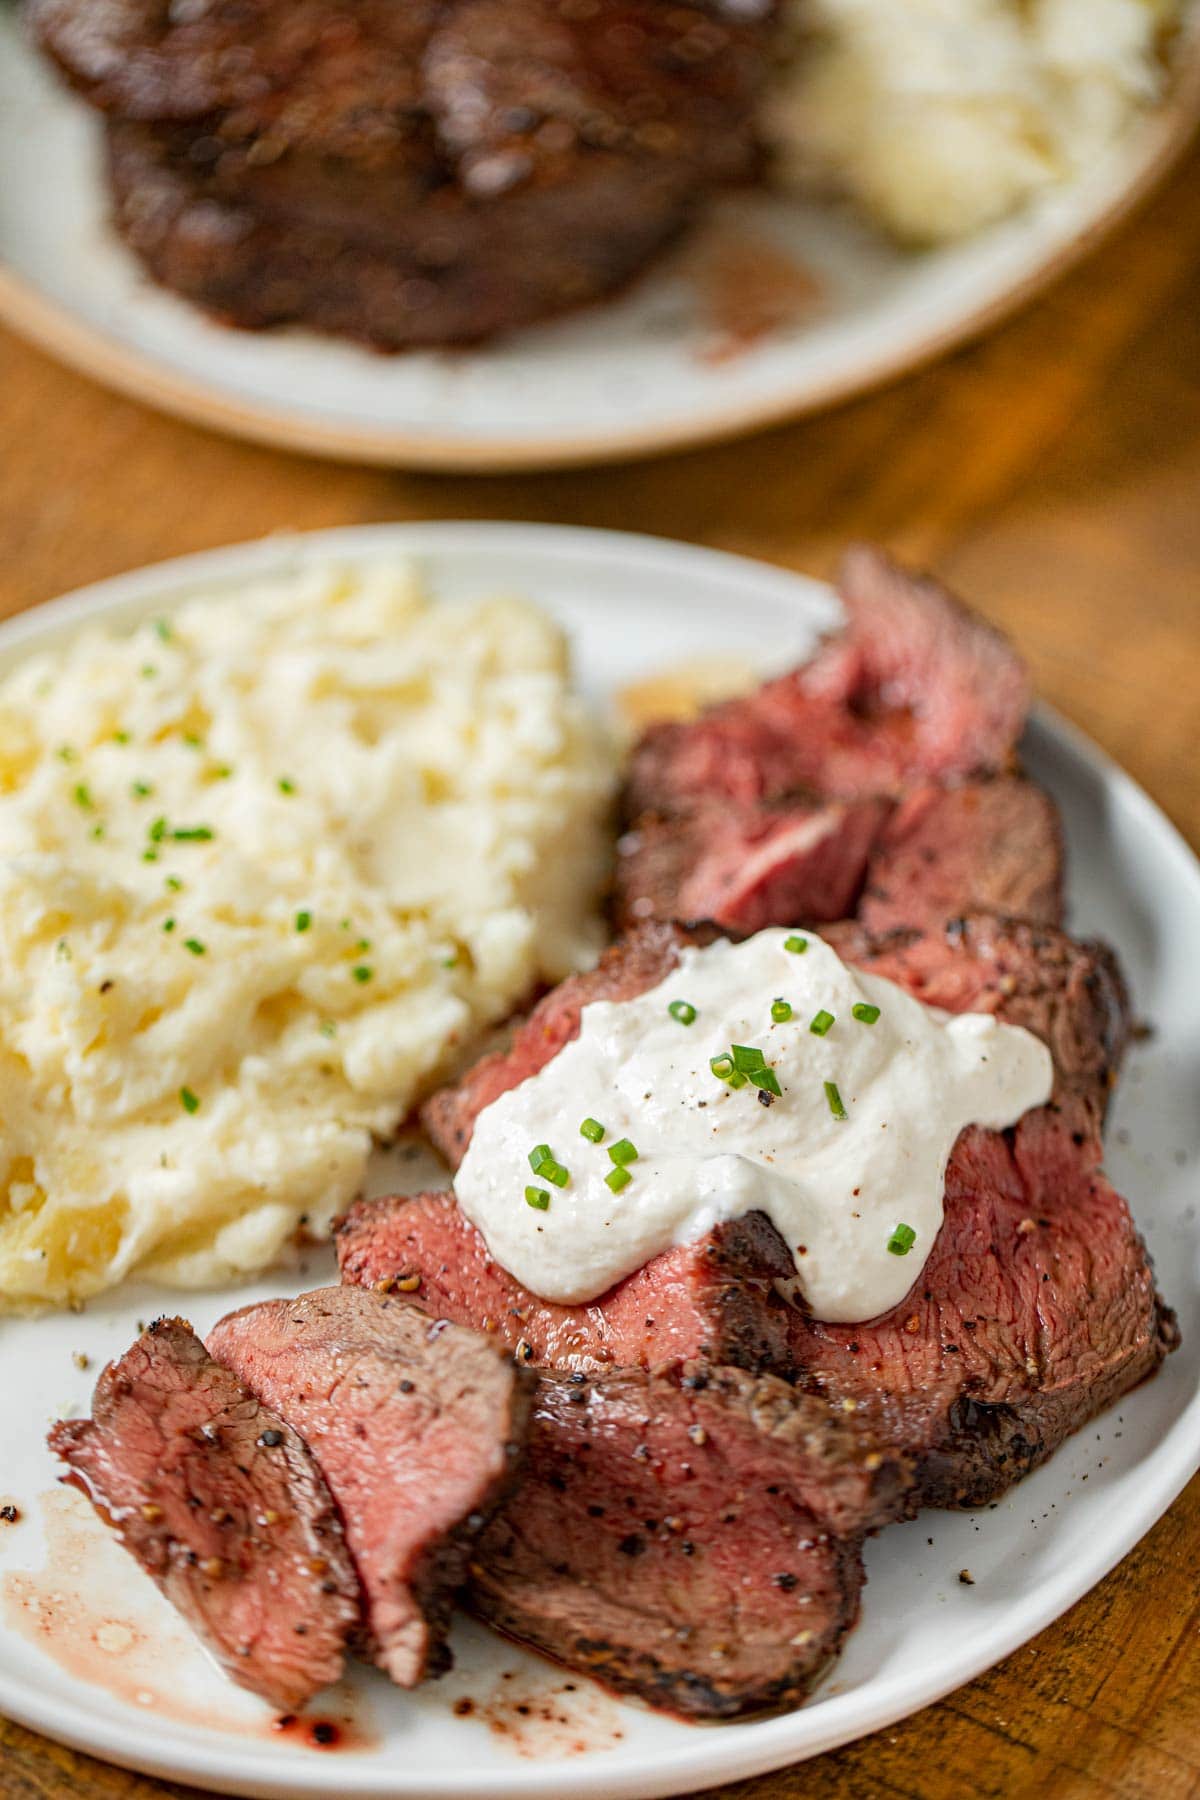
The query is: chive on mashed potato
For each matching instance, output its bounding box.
[768,0,1181,242]
[0,560,614,1309]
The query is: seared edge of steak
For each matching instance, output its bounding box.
[207,1286,533,1687]
[48,1316,360,1711]
[468,1360,911,1718]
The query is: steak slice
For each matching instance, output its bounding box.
[785,1107,1179,1508]
[858,778,1064,935]
[469,1362,910,1718]
[613,795,889,934]
[337,1190,795,1374]
[207,1287,533,1687]
[624,545,1030,815]
[48,1317,360,1712]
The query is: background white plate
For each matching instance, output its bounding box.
[0,524,1197,1800]
[1,17,1199,471]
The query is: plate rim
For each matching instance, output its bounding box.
[0,520,1197,1800]
[0,43,1198,473]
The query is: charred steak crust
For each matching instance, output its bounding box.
[30,0,779,348]
[48,1316,360,1712]
[468,1361,910,1719]
[207,1286,533,1688]
[337,1189,796,1374]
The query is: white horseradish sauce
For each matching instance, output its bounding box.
[453,929,1054,1323]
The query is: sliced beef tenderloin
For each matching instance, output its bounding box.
[337,1189,795,1374]
[613,794,888,934]
[624,545,1030,817]
[207,1286,533,1687]
[468,1362,910,1718]
[858,778,1064,935]
[48,1317,360,1712]
[784,1108,1178,1508]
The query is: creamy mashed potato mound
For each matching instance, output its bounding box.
[0,560,614,1308]
[769,0,1180,242]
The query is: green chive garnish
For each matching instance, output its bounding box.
[141,664,157,679]
[183,733,203,749]
[163,918,176,933]
[784,935,809,954]
[142,849,158,862]
[352,965,372,984]
[131,780,153,798]
[278,777,296,795]
[824,1080,847,1120]
[543,1160,570,1188]
[731,1045,766,1073]
[852,1003,881,1025]
[180,1087,200,1114]
[319,1021,336,1038]
[112,731,130,745]
[91,824,105,840]
[57,745,77,763]
[172,826,213,841]
[529,1144,553,1173]
[750,1066,782,1097]
[73,783,92,810]
[608,1138,638,1167]
[710,1053,735,1081]
[668,999,697,1025]
[605,1166,632,1194]
[887,1223,916,1256]
[165,876,182,892]
[154,618,173,642]
[771,998,792,1023]
[295,910,312,933]
[148,816,168,842]
[184,938,206,956]
[580,1118,605,1143]
[810,1010,835,1037]
[525,1186,551,1211]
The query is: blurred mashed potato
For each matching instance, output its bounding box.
[768,0,1180,242]
[0,561,614,1308]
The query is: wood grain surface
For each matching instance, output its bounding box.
[1,133,1199,1800]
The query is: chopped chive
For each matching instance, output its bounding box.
[731,1044,766,1073]
[183,938,206,956]
[131,780,154,799]
[726,1069,749,1089]
[57,745,77,763]
[529,1144,554,1174]
[141,664,157,679]
[148,816,168,842]
[887,1223,917,1257]
[441,951,459,969]
[142,849,159,862]
[72,783,93,810]
[771,998,792,1023]
[295,911,312,933]
[852,1002,881,1025]
[91,823,105,840]
[784,935,809,954]
[525,1186,551,1211]
[668,999,697,1026]
[710,1053,735,1081]
[824,1080,847,1120]
[164,875,183,892]
[608,1138,638,1167]
[605,1165,632,1194]
[172,826,214,842]
[163,918,176,933]
[580,1117,605,1143]
[278,776,296,795]
[810,1010,835,1037]
[749,1066,782,1097]
[356,938,371,952]
[112,730,130,745]
[212,764,234,779]
[543,1160,570,1188]
[180,1086,200,1114]
[154,618,173,642]
[182,733,204,749]
[319,1020,336,1038]
[352,965,372,984]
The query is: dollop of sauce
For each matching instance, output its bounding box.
[454,930,1053,1323]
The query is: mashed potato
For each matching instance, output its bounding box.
[768,0,1180,242]
[0,560,614,1309]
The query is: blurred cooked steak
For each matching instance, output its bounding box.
[468,1362,910,1717]
[401,914,1172,1507]
[613,795,888,933]
[624,546,1031,816]
[207,1286,533,1686]
[30,0,779,347]
[337,1189,796,1373]
[857,778,1064,935]
[48,1317,360,1711]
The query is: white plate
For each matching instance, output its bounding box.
[1,19,1199,472]
[0,523,1197,1800]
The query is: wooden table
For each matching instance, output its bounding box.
[2,132,1199,1800]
